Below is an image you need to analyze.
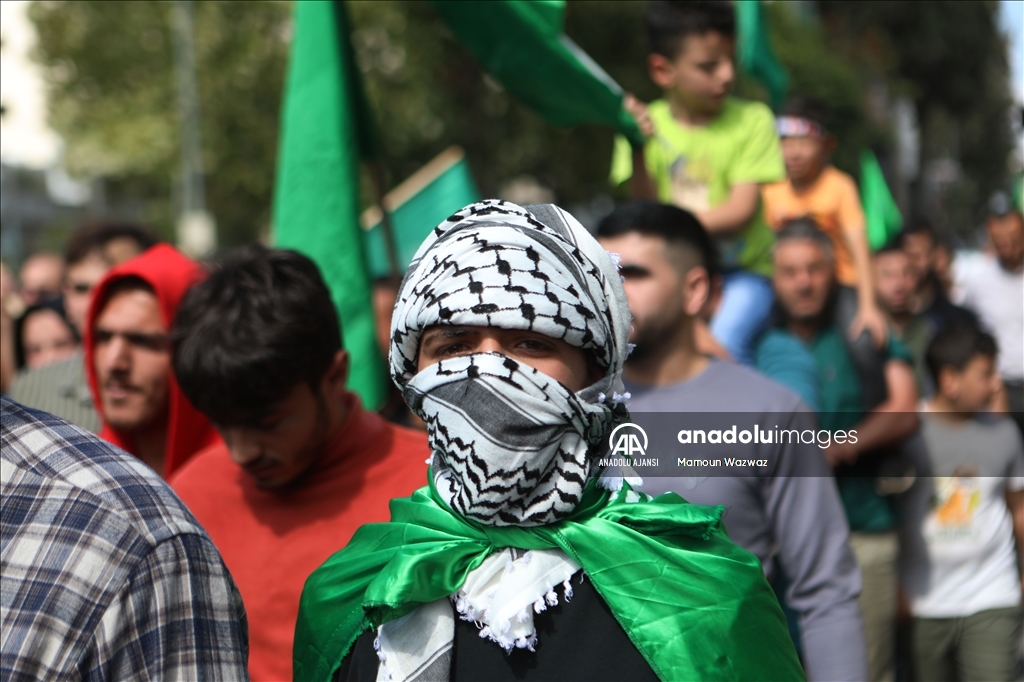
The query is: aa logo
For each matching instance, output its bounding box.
[608,423,648,457]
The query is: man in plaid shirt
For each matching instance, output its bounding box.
[1,396,249,680]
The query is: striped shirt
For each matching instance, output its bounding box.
[1,396,249,681]
[7,350,101,432]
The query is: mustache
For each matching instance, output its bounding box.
[102,373,142,393]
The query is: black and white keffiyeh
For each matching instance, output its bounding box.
[391,200,633,527]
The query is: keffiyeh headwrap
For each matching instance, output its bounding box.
[391,200,632,526]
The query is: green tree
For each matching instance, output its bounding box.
[29,0,290,246]
[29,0,1013,243]
[816,0,1014,233]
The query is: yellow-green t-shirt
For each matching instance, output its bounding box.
[611,97,784,277]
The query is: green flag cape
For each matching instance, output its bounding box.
[860,149,904,251]
[431,0,645,148]
[736,0,789,111]
[273,0,387,410]
[294,476,804,682]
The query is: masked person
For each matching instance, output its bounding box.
[294,201,804,682]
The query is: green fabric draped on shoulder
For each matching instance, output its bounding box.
[293,476,804,682]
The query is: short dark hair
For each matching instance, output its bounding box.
[14,298,78,369]
[873,232,907,256]
[97,275,156,310]
[925,324,998,386]
[65,221,160,267]
[779,96,834,133]
[172,245,343,426]
[596,201,720,278]
[645,0,735,59]
[903,219,936,242]
[775,217,834,262]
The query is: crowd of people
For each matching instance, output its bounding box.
[2,1,1022,681]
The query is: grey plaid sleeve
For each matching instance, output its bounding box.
[1,396,249,681]
[86,533,249,681]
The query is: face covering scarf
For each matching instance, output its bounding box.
[293,202,804,682]
[392,200,632,527]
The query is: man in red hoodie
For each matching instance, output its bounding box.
[85,244,219,478]
[168,245,429,681]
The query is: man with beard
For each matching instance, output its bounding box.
[294,200,803,682]
[756,218,919,682]
[873,237,938,398]
[169,245,430,681]
[597,201,866,682]
[902,221,975,335]
[85,244,217,478]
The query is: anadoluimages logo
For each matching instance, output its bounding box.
[608,423,648,457]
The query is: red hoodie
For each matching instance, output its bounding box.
[85,244,219,478]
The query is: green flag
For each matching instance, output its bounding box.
[362,147,481,280]
[860,149,904,251]
[431,0,645,148]
[272,0,387,410]
[294,479,804,682]
[736,0,789,111]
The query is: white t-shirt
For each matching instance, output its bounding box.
[900,411,1024,618]
[956,255,1024,381]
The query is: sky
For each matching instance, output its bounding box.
[999,0,1024,104]
[0,0,60,168]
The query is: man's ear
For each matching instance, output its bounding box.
[682,267,710,317]
[938,366,960,401]
[323,350,350,399]
[647,53,676,90]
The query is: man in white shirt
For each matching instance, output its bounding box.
[956,193,1024,436]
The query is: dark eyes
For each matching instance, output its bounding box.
[517,339,552,352]
[618,265,650,280]
[257,417,283,431]
[93,329,171,352]
[431,338,554,357]
[435,343,468,357]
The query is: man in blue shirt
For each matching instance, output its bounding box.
[756,217,919,682]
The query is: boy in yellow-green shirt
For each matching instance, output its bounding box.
[612,0,784,365]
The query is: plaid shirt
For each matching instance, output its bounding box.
[1,396,248,681]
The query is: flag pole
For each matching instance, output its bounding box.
[367,163,402,282]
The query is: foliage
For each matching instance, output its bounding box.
[28,0,290,246]
[27,1,1015,244]
[817,0,1015,232]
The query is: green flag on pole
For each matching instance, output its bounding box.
[860,149,904,251]
[272,0,388,410]
[362,147,481,280]
[431,0,645,148]
[736,0,789,111]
